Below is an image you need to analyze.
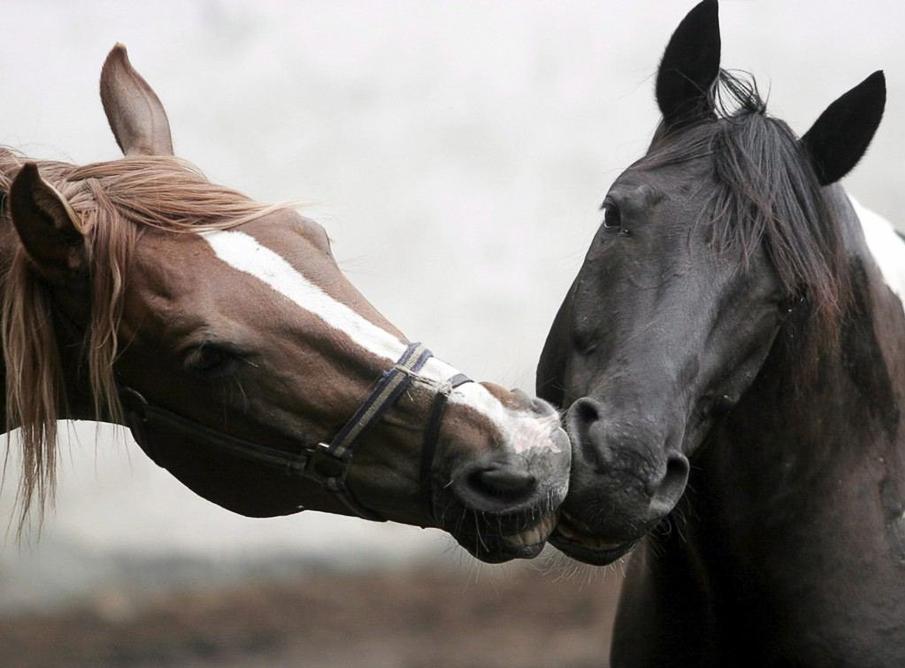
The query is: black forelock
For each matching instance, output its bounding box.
[639,69,850,355]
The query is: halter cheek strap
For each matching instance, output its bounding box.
[419,372,472,520]
[308,341,433,520]
[120,342,472,523]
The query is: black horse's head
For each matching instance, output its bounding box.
[538,0,887,565]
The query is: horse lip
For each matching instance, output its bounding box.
[551,513,636,565]
[559,510,594,534]
[473,540,545,563]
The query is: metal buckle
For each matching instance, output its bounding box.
[300,443,348,484]
[119,386,150,420]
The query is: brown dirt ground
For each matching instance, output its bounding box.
[0,566,623,668]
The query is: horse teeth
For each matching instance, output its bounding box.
[591,539,623,550]
[557,523,578,539]
[503,513,557,548]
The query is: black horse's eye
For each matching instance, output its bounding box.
[601,200,623,232]
[184,344,243,379]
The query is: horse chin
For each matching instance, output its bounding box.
[549,511,637,565]
[466,541,546,564]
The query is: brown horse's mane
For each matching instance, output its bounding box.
[0,148,280,533]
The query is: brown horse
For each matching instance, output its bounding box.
[1,45,569,563]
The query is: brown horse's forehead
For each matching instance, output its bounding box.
[240,209,332,254]
[132,209,329,281]
[237,213,337,281]
[235,214,405,338]
[128,210,402,339]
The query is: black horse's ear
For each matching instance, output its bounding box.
[656,0,721,128]
[800,71,886,186]
[9,163,88,282]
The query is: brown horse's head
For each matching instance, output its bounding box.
[2,45,569,562]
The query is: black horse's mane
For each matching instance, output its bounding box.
[643,69,850,353]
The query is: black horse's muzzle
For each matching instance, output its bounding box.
[551,396,689,563]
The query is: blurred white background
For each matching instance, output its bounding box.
[0,0,902,612]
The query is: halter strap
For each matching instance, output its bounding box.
[312,341,432,519]
[119,341,471,523]
[419,373,472,520]
[328,342,432,460]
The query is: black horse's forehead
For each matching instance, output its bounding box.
[606,180,666,212]
[622,151,712,187]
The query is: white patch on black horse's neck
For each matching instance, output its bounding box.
[850,195,905,310]
[200,229,561,454]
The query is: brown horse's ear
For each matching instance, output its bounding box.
[656,0,721,129]
[9,163,88,281]
[800,71,886,186]
[100,43,174,156]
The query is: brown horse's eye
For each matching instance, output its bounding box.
[601,201,623,232]
[184,343,242,379]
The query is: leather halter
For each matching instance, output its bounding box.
[119,342,472,523]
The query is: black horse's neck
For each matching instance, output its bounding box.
[615,188,905,667]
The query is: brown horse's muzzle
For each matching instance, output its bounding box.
[432,390,571,562]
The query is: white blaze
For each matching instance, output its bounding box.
[201,229,560,454]
[202,229,405,361]
[850,195,905,310]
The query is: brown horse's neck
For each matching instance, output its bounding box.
[615,207,905,666]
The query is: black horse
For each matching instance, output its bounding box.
[538,1,905,665]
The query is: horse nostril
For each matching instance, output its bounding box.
[530,396,558,417]
[567,397,602,438]
[567,397,607,467]
[573,397,602,425]
[467,467,538,502]
[650,454,689,515]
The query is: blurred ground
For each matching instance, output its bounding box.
[0,565,622,668]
